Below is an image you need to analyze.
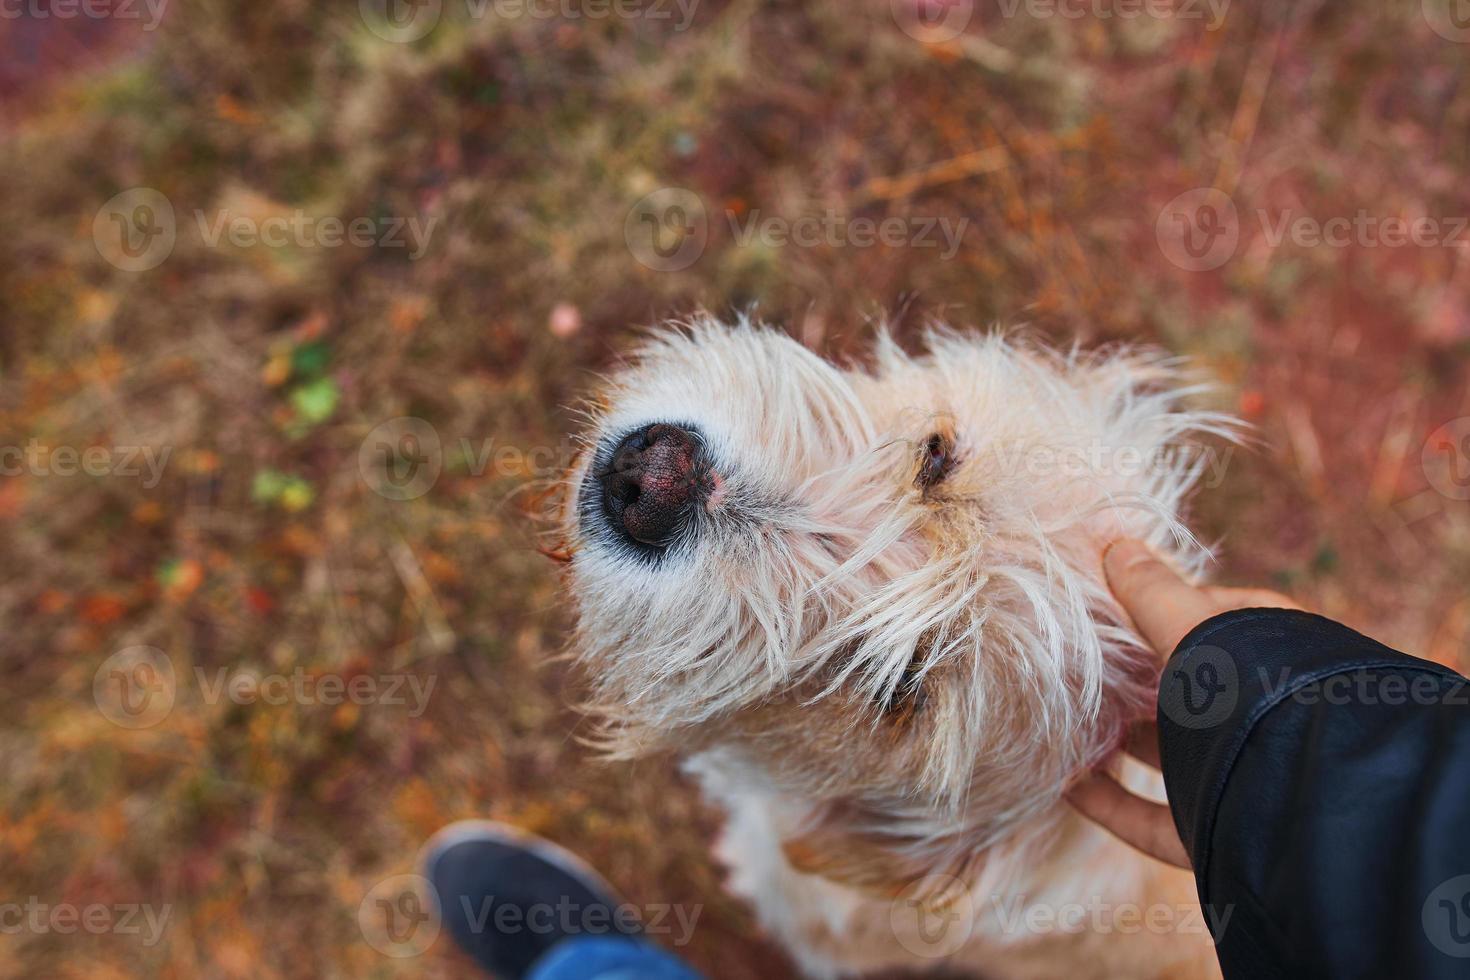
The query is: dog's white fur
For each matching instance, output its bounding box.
[556,317,1232,978]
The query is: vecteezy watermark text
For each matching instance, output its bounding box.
[1159,643,1470,733]
[1255,210,1470,251]
[890,0,1227,43]
[980,440,1236,489]
[1263,668,1468,709]
[0,0,168,29]
[358,417,581,500]
[194,667,437,717]
[0,899,172,947]
[194,210,438,259]
[358,0,698,44]
[356,873,702,959]
[454,896,701,946]
[993,0,1228,30]
[93,646,438,729]
[727,210,970,261]
[623,187,971,271]
[93,187,439,272]
[1157,188,1470,272]
[991,895,1232,936]
[466,0,698,29]
[0,441,170,488]
[887,875,1231,959]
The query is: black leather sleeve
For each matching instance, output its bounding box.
[1157,608,1470,979]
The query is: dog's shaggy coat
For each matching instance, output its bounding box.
[555,317,1231,979]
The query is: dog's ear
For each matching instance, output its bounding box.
[517,458,580,564]
[536,540,574,564]
[781,800,974,898]
[782,826,908,896]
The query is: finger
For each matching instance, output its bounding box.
[1104,539,1220,657]
[1124,719,1161,769]
[1065,772,1191,869]
[1203,586,1303,613]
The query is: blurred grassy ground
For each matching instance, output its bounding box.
[2,1,1469,976]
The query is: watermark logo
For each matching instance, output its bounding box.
[1424,0,1470,43]
[1156,188,1239,272]
[891,0,974,42]
[360,417,444,501]
[890,874,974,959]
[93,646,177,729]
[94,188,176,272]
[1424,875,1470,957]
[1423,418,1470,501]
[360,874,441,957]
[360,0,442,42]
[625,188,708,272]
[1158,644,1237,729]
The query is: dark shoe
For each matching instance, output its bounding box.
[420,820,638,979]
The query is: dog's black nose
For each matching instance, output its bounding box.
[600,424,703,546]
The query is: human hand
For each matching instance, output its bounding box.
[1065,539,1301,868]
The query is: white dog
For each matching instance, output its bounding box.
[552,316,1231,979]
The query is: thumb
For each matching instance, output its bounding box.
[1104,540,1218,658]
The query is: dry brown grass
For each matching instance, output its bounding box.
[2,1,1469,976]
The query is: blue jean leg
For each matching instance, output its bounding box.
[526,935,706,980]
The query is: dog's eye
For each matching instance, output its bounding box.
[915,433,956,490]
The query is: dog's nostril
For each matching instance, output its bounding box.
[600,423,703,547]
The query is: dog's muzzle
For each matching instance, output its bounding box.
[597,423,707,548]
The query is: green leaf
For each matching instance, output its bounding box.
[290,376,340,425]
[252,469,288,502]
[279,478,315,512]
[290,340,332,377]
[156,558,182,587]
[251,469,315,510]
